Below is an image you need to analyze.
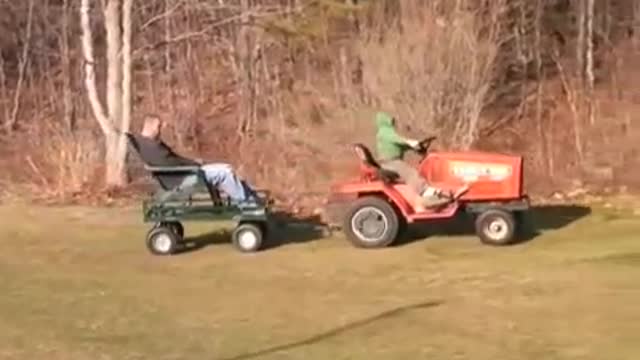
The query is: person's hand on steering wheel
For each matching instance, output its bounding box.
[418,136,437,152]
[405,139,421,150]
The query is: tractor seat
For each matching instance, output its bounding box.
[352,143,400,183]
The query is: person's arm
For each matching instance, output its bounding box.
[160,142,201,166]
[380,127,420,148]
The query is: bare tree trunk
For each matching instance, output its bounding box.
[576,0,585,82]
[164,0,172,73]
[117,0,133,181]
[514,0,528,123]
[534,0,550,175]
[634,1,640,48]
[601,0,611,42]
[80,0,112,136]
[585,0,595,126]
[104,0,123,130]
[80,0,131,188]
[554,54,584,163]
[5,0,35,133]
[0,53,8,125]
[122,0,133,134]
[346,0,360,33]
[104,0,127,187]
[61,0,75,132]
[163,0,176,124]
[235,0,254,136]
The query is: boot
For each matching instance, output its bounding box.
[413,199,427,213]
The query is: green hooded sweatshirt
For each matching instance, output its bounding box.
[375,112,407,161]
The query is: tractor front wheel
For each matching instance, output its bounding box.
[475,209,516,246]
[343,196,400,249]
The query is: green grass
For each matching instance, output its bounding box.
[1,204,640,359]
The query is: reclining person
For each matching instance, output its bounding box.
[135,114,258,206]
[375,111,469,212]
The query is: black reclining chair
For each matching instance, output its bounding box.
[125,132,223,206]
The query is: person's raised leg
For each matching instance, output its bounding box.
[380,160,432,212]
[200,163,256,205]
[381,160,467,211]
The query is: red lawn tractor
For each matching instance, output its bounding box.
[324,137,530,248]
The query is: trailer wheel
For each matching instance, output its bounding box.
[232,222,264,253]
[146,226,180,255]
[158,221,184,239]
[343,196,399,249]
[475,209,516,246]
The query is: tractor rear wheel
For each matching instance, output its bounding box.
[475,209,516,246]
[343,196,400,249]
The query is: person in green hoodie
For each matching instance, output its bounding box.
[374,112,469,212]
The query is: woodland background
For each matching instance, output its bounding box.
[0,0,639,212]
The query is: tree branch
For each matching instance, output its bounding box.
[139,0,185,31]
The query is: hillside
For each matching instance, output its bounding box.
[0,0,639,212]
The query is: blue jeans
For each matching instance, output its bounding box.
[200,163,256,204]
[176,163,257,205]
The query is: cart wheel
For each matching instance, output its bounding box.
[232,223,264,253]
[475,209,516,246]
[164,221,184,239]
[343,196,399,249]
[146,226,180,255]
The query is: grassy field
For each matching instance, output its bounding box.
[0,203,639,359]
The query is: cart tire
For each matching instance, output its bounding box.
[343,196,399,249]
[232,223,264,253]
[475,209,516,246]
[153,222,184,241]
[146,226,180,255]
[164,221,184,239]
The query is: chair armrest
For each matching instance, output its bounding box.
[144,165,202,173]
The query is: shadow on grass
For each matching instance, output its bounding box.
[395,204,592,247]
[175,211,329,254]
[220,300,442,360]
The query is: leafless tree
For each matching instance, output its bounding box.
[4,0,35,133]
[635,1,640,47]
[576,0,586,81]
[60,0,74,132]
[585,0,595,125]
[80,0,134,187]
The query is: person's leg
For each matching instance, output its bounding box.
[200,163,256,204]
[380,160,426,194]
[380,160,455,210]
[380,160,436,210]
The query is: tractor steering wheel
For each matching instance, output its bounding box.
[415,136,437,156]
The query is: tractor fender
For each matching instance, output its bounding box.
[324,184,412,227]
[335,180,411,211]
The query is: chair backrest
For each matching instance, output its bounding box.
[125,132,191,190]
[352,143,381,169]
[351,143,399,183]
